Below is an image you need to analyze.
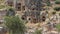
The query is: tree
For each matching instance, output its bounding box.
[4,16,26,34]
[6,7,15,16]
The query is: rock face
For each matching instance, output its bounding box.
[0,0,56,23]
[25,0,45,10]
[23,0,46,23]
[2,0,55,24]
[5,0,47,23]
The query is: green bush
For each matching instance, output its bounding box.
[54,7,60,11]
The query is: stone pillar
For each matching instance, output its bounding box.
[14,0,17,9]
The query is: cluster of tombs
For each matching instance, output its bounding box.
[0,0,58,23]
[0,0,60,34]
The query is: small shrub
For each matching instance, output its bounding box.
[33,29,42,34]
[52,12,56,15]
[54,7,60,11]
[55,1,60,4]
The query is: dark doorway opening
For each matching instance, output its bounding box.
[16,3,21,11]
